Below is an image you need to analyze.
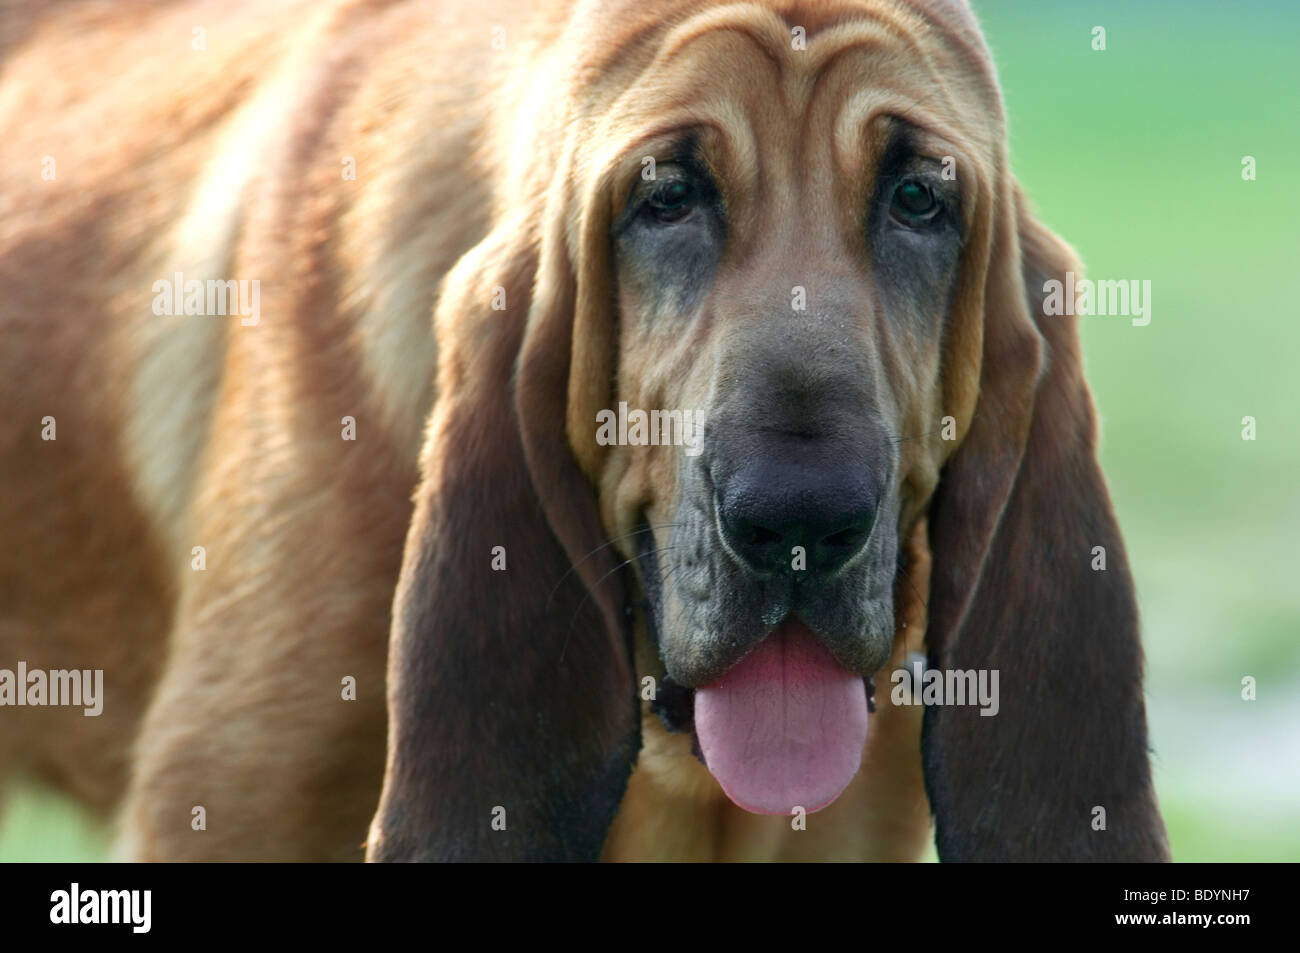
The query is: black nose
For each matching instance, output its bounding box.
[716,458,878,577]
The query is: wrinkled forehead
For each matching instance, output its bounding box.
[563,0,1004,197]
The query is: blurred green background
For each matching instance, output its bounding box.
[2,0,1296,861]
[971,0,1300,861]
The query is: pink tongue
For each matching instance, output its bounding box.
[694,619,869,815]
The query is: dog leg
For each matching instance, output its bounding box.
[117,369,415,861]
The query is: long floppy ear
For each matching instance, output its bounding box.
[366,189,640,861]
[922,186,1170,861]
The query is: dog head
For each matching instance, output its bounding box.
[369,0,1168,861]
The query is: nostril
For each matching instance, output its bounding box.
[813,520,873,573]
[821,527,866,550]
[717,508,789,574]
[741,523,783,548]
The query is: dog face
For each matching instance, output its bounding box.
[583,4,991,813]
[611,127,965,685]
[372,0,1167,860]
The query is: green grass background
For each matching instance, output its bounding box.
[973,0,1300,861]
[2,0,1296,861]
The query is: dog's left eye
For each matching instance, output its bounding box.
[889,179,942,227]
[647,179,699,224]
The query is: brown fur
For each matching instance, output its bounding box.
[0,0,1167,861]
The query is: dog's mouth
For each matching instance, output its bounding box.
[648,614,878,817]
[636,519,882,815]
[694,616,874,814]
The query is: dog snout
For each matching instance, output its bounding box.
[715,455,878,577]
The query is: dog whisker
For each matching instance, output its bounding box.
[558,547,677,665]
[546,523,682,608]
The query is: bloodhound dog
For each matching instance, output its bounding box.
[0,0,1170,861]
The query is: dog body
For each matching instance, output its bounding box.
[1,0,494,860]
[0,0,1168,861]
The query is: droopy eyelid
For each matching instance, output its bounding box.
[619,158,720,231]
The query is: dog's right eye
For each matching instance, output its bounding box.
[647,178,699,224]
[888,178,943,228]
